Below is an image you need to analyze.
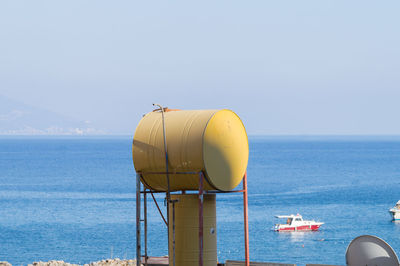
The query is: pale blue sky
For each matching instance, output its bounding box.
[1,1,399,135]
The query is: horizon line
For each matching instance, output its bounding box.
[1,134,400,139]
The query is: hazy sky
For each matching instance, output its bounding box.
[1,1,399,135]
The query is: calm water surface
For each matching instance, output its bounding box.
[1,136,400,265]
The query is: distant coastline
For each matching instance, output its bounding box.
[0,134,132,139]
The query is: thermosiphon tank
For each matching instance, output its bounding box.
[132,109,248,191]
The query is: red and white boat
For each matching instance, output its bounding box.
[274,214,323,232]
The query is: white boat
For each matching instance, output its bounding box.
[389,200,400,220]
[274,214,323,232]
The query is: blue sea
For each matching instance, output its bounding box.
[1,136,400,265]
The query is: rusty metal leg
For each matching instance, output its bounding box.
[243,172,249,266]
[166,193,170,264]
[144,188,148,266]
[198,172,204,266]
[136,173,141,266]
[171,199,178,266]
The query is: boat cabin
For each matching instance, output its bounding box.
[276,214,304,226]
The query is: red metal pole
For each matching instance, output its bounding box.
[243,171,249,266]
[198,172,204,266]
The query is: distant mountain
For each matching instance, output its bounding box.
[0,95,106,135]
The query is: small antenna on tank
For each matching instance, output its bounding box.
[152,104,171,195]
[152,103,175,266]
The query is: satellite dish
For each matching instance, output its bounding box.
[346,235,399,266]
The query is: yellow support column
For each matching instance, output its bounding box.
[168,194,217,266]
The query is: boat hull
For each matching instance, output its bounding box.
[275,224,322,232]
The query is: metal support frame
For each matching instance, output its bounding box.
[171,199,179,266]
[136,173,141,266]
[150,191,168,226]
[243,171,250,266]
[136,171,250,266]
[144,188,148,266]
[198,172,204,266]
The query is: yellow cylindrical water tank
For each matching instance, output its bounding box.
[132,109,248,191]
[168,194,217,266]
